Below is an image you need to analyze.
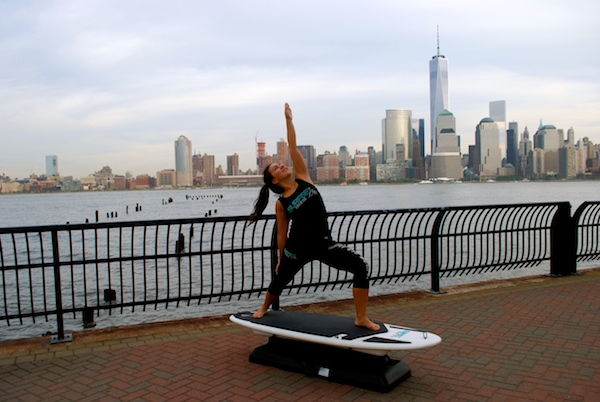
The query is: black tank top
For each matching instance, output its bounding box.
[278,179,330,251]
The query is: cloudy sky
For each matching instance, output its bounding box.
[1,0,599,179]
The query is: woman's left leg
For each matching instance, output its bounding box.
[253,290,278,318]
[319,242,380,331]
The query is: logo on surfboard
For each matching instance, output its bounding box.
[392,330,410,339]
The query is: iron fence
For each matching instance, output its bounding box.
[1,201,598,342]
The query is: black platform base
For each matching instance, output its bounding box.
[249,336,411,393]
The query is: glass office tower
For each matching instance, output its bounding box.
[174,135,193,187]
[45,155,59,177]
[382,110,412,164]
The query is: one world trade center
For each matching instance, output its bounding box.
[429,30,449,154]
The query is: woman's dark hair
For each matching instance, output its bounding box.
[248,164,284,224]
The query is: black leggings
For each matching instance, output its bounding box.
[268,241,370,297]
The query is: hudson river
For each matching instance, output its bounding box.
[2,180,600,228]
[1,180,599,340]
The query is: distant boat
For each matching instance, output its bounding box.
[419,180,433,184]
[359,182,368,186]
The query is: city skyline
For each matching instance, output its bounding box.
[3,104,594,181]
[1,1,599,179]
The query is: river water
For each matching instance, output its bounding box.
[1,181,599,340]
[2,180,600,228]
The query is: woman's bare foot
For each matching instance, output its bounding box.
[355,317,381,331]
[253,308,267,318]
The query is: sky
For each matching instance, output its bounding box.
[1,0,599,179]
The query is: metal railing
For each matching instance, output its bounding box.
[1,201,599,342]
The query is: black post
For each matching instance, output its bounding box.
[550,202,576,276]
[51,230,65,340]
[430,210,445,294]
[176,233,185,254]
[270,223,280,310]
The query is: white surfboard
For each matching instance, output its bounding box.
[230,310,441,356]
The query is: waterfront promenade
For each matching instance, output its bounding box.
[0,268,598,401]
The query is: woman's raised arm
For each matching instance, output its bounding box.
[284,103,311,183]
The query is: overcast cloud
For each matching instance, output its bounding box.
[1,0,599,179]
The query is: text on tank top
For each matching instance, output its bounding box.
[278,179,330,248]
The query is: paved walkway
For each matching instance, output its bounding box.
[1,269,599,401]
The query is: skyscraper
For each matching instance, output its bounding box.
[430,110,462,179]
[45,155,59,177]
[276,138,289,167]
[475,118,502,177]
[367,146,377,181]
[429,29,449,154]
[226,154,239,176]
[202,154,216,186]
[298,145,317,180]
[174,135,193,187]
[339,146,351,169]
[507,121,519,168]
[490,100,507,159]
[411,118,425,160]
[567,127,575,147]
[256,140,270,174]
[382,110,412,164]
[535,124,561,175]
[518,127,532,177]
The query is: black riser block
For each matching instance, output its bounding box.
[249,336,411,393]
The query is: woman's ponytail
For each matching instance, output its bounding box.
[247,164,284,225]
[248,184,271,224]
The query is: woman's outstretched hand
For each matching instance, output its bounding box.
[284,103,293,121]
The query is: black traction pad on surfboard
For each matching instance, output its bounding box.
[234,310,387,340]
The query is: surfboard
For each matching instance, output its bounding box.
[230,310,441,356]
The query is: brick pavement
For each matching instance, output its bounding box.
[0,268,599,401]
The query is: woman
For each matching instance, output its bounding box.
[249,103,380,331]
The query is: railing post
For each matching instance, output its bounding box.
[572,202,593,273]
[430,210,445,293]
[270,222,280,310]
[50,229,71,344]
[550,202,576,276]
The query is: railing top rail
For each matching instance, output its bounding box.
[0,201,571,234]
[573,201,600,223]
[438,201,569,212]
[0,214,274,234]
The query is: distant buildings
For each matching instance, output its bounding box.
[345,152,370,181]
[4,31,600,193]
[156,169,176,188]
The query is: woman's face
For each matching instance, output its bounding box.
[268,163,291,184]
